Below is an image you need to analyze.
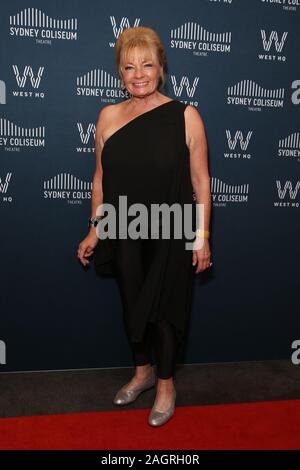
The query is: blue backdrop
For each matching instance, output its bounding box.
[1,0,299,372]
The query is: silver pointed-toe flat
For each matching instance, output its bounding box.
[148,388,176,427]
[113,368,156,405]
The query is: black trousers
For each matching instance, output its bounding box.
[114,236,179,380]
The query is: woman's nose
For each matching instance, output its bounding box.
[134,67,144,77]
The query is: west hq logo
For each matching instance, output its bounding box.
[224,130,253,160]
[259,30,288,62]
[0,172,12,196]
[170,75,199,106]
[274,180,300,208]
[76,123,96,153]
[12,65,45,99]
[108,16,140,46]
[0,172,13,203]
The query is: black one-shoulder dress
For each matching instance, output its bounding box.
[94,99,196,344]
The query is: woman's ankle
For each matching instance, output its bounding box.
[156,377,175,391]
[135,363,153,378]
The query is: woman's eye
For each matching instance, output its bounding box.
[144,64,152,67]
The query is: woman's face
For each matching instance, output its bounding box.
[121,47,162,98]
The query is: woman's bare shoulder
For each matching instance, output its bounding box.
[97,101,126,122]
[96,102,126,148]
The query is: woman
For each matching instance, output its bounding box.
[77,26,212,427]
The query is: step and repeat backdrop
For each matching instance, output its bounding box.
[1,0,299,372]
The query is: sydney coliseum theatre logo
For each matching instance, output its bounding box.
[9,7,78,44]
[278,132,300,162]
[227,79,285,111]
[261,0,299,13]
[76,68,129,101]
[211,177,249,207]
[0,118,45,152]
[43,172,92,204]
[169,21,232,57]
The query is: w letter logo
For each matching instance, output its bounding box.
[0,173,12,193]
[261,30,288,53]
[110,16,140,39]
[77,123,96,145]
[276,180,300,199]
[170,76,199,98]
[12,65,44,88]
[226,130,253,151]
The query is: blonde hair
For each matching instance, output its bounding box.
[115,26,167,91]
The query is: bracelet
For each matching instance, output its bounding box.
[196,229,210,239]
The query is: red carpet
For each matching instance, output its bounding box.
[0,400,299,450]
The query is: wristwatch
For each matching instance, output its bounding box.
[88,215,103,228]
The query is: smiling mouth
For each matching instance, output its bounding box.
[133,82,149,87]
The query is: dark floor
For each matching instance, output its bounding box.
[0,360,299,418]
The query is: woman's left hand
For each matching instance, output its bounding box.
[192,238,212,273]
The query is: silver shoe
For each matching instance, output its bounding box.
[113,368,156,405]
[148,388,176,427]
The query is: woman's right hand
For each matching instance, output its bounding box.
[77,231,99,267]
